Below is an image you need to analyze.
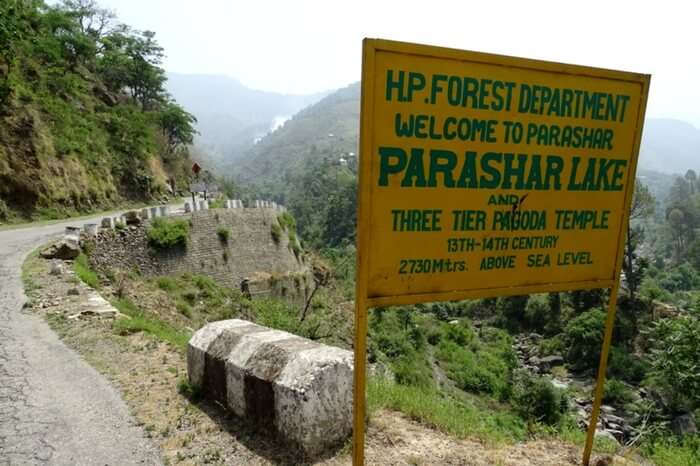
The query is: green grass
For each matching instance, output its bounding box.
[271,223,282,244]
[111,298,191,349]
[21,246,43,293]
[642,437,700,466]
[73,252,99,288]
[156,276,178,291]
[367,377,527,445]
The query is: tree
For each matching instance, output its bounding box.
[96,26,165,108]
[685,169,697,195]
[158,100,197,157]
[563,308,606,370]
[0,0,34,106]
[60,0,115,41]
[624,179,655,300]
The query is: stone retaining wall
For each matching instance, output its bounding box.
[187,319,353,457]
[87,207,309,301]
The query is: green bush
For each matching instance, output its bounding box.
[603,378,635,407]
[270,223,282,244]
[156,276,178,291]
[607,346,647,384]
[512,371,568,425]
[147,218,189,250]
[539,336,565,356]
[277,211,296,231]
[563,308,606,370]
[648,315,700,411]
[216,227,230,244]
[436,326,515,400]
[524,293,550,332]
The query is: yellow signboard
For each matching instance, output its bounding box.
[353,38,650,465]
[357,39,649,306]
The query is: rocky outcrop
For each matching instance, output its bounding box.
[40,239,80,260]
[187,319,353,457]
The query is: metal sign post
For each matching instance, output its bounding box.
[353,38,650,465]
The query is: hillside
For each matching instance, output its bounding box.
[234,83,699,183]
[165,73,328,164]
[234,82,360,182]
[0,1,196,222]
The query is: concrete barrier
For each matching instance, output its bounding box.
[187,319,353,457]
[65,226,81,242]
[159,206,169,217]
[141,208,151,220]
[150,206,159,218]
[101,217,115,229]
[83,223,98,237]
[199,200,209,211]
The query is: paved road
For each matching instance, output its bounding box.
[0,214,164,465]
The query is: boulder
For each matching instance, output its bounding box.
[594,429,620,446]
[671,413,697,436]
[538,355,564,371]
[187,319,353,457]
[41,239,80,260]
[123,211,141,225]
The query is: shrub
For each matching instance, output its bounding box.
[177,377,202,401]
[157,276,178,291]
[563,308,606,370]
[271,223,282,244]
[115,221,126,231]
[512,371,568,425]
[647,315,700,411]
[277,211,296,231]
[216,227,230,244]
[436,338,513,399]
[392,355,433,388]
[539,336,565,356]
[603,378,635,407]
[147,218,189,250]
[524,294,550,332]
[607,346,647,384]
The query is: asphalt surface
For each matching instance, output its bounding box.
[0,214,163,465]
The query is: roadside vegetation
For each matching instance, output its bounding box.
[147,217,190,249]
[234,155,700,464]
[0,1,196,222]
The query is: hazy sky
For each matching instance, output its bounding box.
[95,0,699,126]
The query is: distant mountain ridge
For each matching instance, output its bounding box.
[165,73,329,164]
[639,118,700,175]
[231,81,700,182]
[233,82,360,182]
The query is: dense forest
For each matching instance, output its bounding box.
[0,0,196,222]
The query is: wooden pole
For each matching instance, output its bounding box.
[582,281,621,465]
[352,296,368,466]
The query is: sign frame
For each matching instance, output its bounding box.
[353,38,650,466]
